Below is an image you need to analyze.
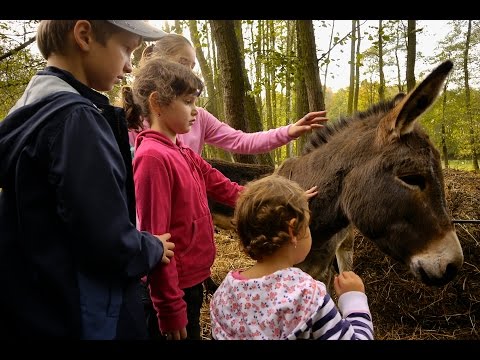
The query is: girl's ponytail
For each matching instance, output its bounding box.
[122,86,144,131]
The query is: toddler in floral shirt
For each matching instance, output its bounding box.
[209,174,374,340]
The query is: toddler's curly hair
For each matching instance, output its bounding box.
[234,174,311,261]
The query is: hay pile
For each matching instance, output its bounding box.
[200,168,480,340]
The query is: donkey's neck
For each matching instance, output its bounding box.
[303,97,398,156]
[302,116,351,155]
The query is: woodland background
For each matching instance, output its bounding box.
[1,20,480,340]
[0,19,478,170]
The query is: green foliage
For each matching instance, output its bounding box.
[0,20,44,119]
[421,87,480,160]
[326,87,348,120]
[328,83,479,166]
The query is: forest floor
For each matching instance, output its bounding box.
[199,168,480,340]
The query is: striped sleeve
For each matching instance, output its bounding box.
[290,293,374,340]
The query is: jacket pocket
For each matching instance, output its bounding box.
[179,214,215,274]
[77,272,122,339]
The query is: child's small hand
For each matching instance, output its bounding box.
[155,233,175,264]
[305,186,318,201]
[288,111,328,138]
[334,270,365,297]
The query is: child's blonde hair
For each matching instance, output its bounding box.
[36,20,122,59]
[142,33,193,61]
[234,174,311,261]
[123,56,203,130]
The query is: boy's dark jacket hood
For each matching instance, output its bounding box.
[0,67,104,187]
[0,66,137,224]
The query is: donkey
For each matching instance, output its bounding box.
[276,60,463,290]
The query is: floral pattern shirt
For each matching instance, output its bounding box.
[209,267,373,340]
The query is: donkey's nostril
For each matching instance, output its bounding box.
[418,263,459,287]
[444,262,460,283]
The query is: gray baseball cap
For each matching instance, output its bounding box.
[107,20,167,41]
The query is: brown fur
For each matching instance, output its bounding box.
[276,60,463,289]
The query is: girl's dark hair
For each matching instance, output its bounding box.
[123,56,203,130]
[122,86,144,131]
[234,174,310,261]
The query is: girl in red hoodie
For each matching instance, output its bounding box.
[125,56,244,340]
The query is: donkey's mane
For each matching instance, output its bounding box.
[302,96,400,155]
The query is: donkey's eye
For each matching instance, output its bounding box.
[398,174,426,191]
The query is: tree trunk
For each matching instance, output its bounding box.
[463,20,479,171]
[203,21,229,160]
[173,20,182,34]
[210,20,273,165]
[252,21,263,111]
[188,20,218,117]
[347,20,356,114]
[285,21,294,158]
[323,20,335,95]
[268,21,279,163]
[295,20,325,153]
[406,20,416,92]
[378,20,385,102]
[295,36,309,155]
[441,81,449,168]
[296,20,325,112]
[394,21,404,93]
[353,22,361,112]
[265,28,273,154]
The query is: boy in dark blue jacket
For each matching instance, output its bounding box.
[0,20,174,339]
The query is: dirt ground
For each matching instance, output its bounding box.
[200,168,480,340]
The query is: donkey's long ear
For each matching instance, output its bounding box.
[378,60,453,142]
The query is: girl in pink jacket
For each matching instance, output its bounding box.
[126,56,244,340]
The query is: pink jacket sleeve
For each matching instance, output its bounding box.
[199,107,296,154]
